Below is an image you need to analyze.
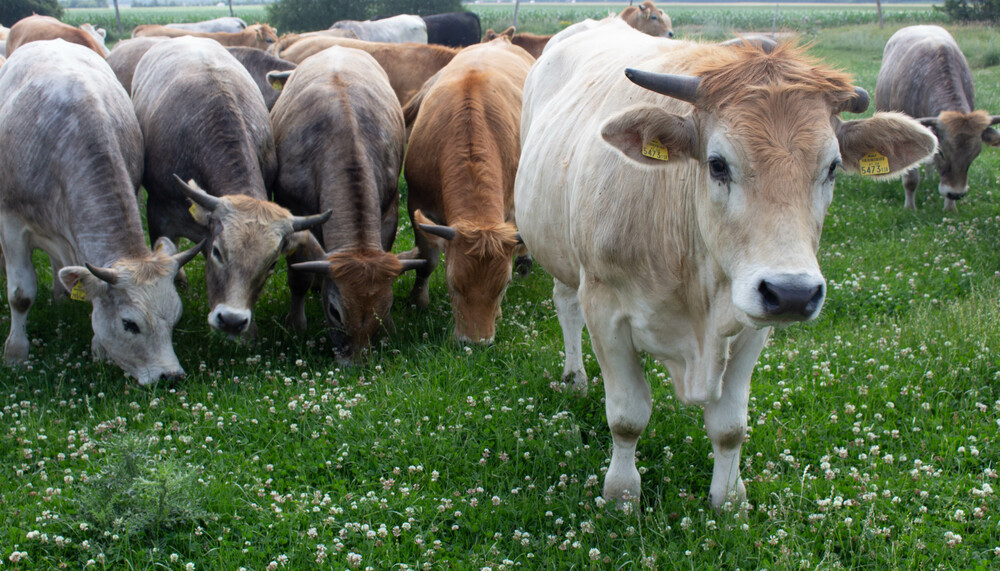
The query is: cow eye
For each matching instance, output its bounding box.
[268,260,278,273]
[122,319,140,334]
[708,156,730,182]
[212,246,223,262]
[827,159,841,181]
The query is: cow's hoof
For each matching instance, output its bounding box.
[285,313,307,332]
[410,290,430,309]
[2,340,28,366]
[562,370,589,395]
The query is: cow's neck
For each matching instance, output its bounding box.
[68,184,150,268]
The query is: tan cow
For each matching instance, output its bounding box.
[269,46,423,362]
[403,38,533,343]
[620,0,673,38]
[268,29,357,55]
[277,36,459,106]
[515,19,936,507]
[6,15,108,57]
[132,23,278,50]
[483,27,551,59]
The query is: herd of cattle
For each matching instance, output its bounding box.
[0,1,994,506]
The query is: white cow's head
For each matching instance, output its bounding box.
[58,238,202,385]
[174,176,330,337]
[602,43,937,328]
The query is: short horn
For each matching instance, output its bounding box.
[399,259,427,273]
[172,174,221,211]
[291,209,332,232]
[624,68,700,105]
[173,239,206,268]
[418,223,456,241]
[840,86,870,114]
[990,115,1000,126]
[514,232,523,245]
[916,117,938,127]
[290,260,332,275]
[85,263,119,285]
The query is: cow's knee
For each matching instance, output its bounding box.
[9,287,33,314]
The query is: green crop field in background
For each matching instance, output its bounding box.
[2,6,1000,570]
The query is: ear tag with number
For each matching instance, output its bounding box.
[70,282,87,302]
[642,138,669,161]
[859,151,890,176]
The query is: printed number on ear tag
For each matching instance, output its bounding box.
[859,151,890,176]
[642,138,669,161]
[70,282,87,302]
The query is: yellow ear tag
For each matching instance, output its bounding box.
[70,282,87,302]
[859,151,890,176]
[271,80,283,91]
[189,203,199,219]
[641,138,669,161]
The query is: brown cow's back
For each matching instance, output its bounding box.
[278,36,458,106]
[132,23,278,50]
[6,15,105,57]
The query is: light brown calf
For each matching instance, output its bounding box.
[483,27,550,58]
[620,0,673,38]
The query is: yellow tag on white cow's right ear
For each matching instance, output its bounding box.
[70,282,87,302]
[641,138,669,161]
[271,80,283,91]
[189,203,199,219]
[859,151,890,176]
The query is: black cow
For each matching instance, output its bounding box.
[423,12,480,48]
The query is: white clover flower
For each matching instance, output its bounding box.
[589,548,601,560]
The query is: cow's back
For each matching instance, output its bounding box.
[107,36,168,94]
[271,46,404,250]
[0,40,143,253]
[875,25,974,116]
[406,39,532,222]
[6,15,105,58]
[132,37,274,203]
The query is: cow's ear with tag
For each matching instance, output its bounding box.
[58,266,110,301]
[835,112,937,179]
[187,201,210,226]
[601,104,698,165]
[266,70,293,92]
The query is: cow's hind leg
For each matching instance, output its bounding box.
[703,327,768,510]
[581,279,649,505]
[553,279,587,393]
[1,226,37,365]
[903,168,920,210]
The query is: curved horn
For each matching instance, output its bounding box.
[172,174,222,211]
[624,68,700,105]
[990,115,1000,126]
[840,86,870,114]
[399,259,427,273]
[418,223,456,241]
[85,263,119,285]
[290,209,332,232]
[290,260,332,275]
[916,117,938,127]
[173,239,206,268]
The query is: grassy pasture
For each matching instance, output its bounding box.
[3,6,1000,571]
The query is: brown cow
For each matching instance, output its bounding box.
[620,0,673,38]
[277,36,458,106]
[403,38,533,343]
[269,47,423,362]
[6,15,107,57]
[267,29,357,56]
[483,27,551,59]
[132,23,278,50]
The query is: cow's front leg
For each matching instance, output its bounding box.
[902,168,920,210]
[2,230,37,365]
[553,279,587,393]
[408,222,441,309]
[581,280,649,504]
[703,327,768,509]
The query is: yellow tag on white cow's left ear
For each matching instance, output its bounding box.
[642,138,669,161]
[271,80,283,91]
[70,282,87,302]
[859,151,890,176]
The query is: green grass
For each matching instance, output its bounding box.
[3,10,1000,571]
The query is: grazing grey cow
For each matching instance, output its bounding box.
[269,46,422,362]
[330,14,427,43]
[132,37,328,338]
[876,25,1000,211]
[167,16,248,34]
[516,20,936,507]
[0,40,201,384]
[226,46,296,110]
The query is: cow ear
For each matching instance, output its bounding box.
[836,112,938,179]
[500,26,515,38]
[267,70,293,92]
[283,230,313,255]
[153,236,179,256]
[58,266,109,301]
[601,104,698,165]
[981,127,1000,147]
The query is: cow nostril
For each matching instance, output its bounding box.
[946,192,965,200]
[158,371,186,382]
[667,31,674,38]
[758,280,824,317]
